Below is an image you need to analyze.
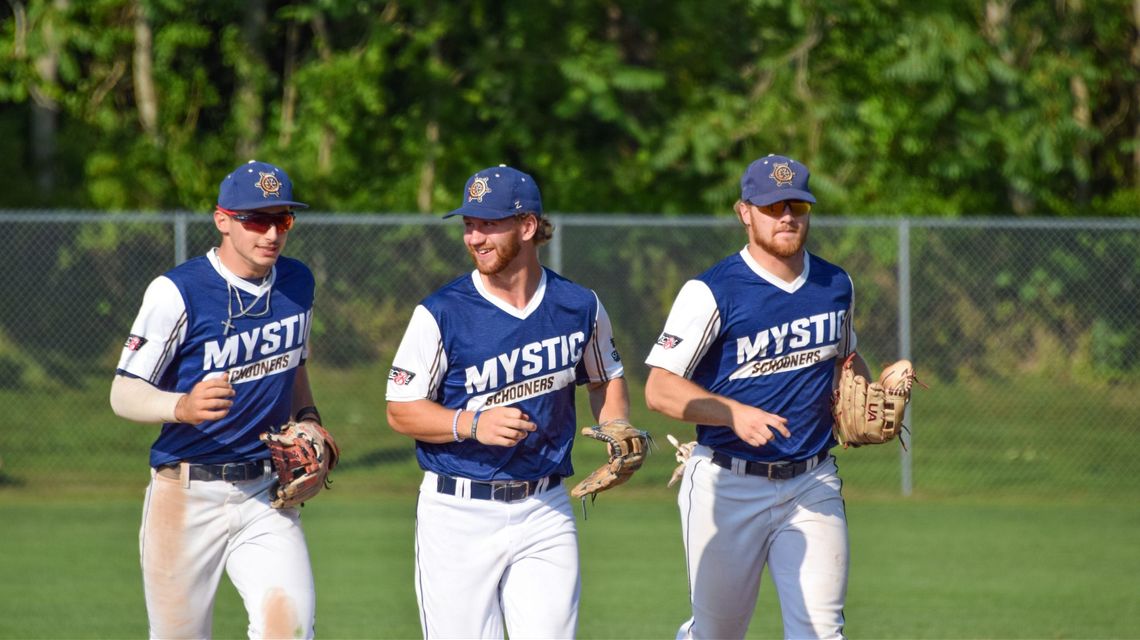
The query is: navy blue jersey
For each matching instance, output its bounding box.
[387,268,624,481]
[646,249,856,462]
[116,250,314,467]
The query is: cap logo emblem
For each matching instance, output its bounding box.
[256,171,282,198]
[769,162,795,187]
[467,176,492,203]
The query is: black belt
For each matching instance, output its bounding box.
[436,474,561,503]
[158,460,267,482]
[710,451,829,480]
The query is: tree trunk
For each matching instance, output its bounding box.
[311,12,334,175]
[417,121,439,213]
[985,0,1033,214]
[235,0,267,160]
[1133,0,1140,184]
[132,0,159,141]
[26,0,65,198]
[279,21,299,148]
[1070,74,1091,205]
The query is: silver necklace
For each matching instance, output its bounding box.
[222,274,273,335]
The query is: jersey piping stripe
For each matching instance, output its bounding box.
[425,339,446,401]
[149,311,187,384]
[838,303,854,357]
[587,293,609,382]
[588,319,609,382]
[684,308,720,379]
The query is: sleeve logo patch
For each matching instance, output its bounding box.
[124,335,147,351]
[388,367,416,386]
[656,333,683,349]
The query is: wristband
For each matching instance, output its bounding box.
[295,405,321,424]
[470,410,482,442]
[451,408,465,442]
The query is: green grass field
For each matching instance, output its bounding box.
[2,492,1138,639]
[6,369,1140,499]
[3,369,1140,638]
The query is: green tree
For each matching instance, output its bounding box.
[0,0,1136,215]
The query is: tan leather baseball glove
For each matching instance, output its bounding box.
[666,434,696,488]
[260,420,341,508]
[831,354,920,448]
[570,419,651,500]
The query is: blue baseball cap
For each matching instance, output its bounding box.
[740,154,816,206]
[217,160,308,211]
[444,165,543,220]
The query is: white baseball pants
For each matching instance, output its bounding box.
[139,465,316,639]
[676,446,848,640]
[414,471,579,639]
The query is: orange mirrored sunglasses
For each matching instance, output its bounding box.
[217,206,295,234]
[755,200,812,217]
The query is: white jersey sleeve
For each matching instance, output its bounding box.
[386,304,448,402]
[579,295,625,383]
[116,276,187,384]
[644,279,721,379]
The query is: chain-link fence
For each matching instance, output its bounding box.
[1,211,1138,498]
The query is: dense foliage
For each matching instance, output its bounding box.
[1,0,1137,216]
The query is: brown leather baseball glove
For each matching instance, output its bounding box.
[831,354,920,448]
[570,419,651,500]
[260,420,341,508]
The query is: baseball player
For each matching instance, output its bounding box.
[386,165,630,639]
[645,155,870,639]
[109,160,324,639]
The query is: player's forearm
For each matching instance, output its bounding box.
[644,366,741,427]
[290,364,319,422]
[587,377,630,423]
[387,398,474,444]
[110,374,182,424]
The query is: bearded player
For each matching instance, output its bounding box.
[645,155,871,639]
[386,165,630,639]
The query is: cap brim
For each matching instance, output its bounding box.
[746,189,816,206]
[443,203,518,220]
[220,200,309,211]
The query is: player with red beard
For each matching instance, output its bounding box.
[646,154,870,640]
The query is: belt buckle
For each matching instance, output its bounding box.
[220,463,253,482]
[766,461,790,480]
[491,480,530,502]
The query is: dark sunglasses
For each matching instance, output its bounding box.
[755,200,812,217]
[217,207,295,234]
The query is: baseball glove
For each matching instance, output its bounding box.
[831,354,920,448]
[666,434,696,488]
[570,419,651,500]
[260,420,341,508]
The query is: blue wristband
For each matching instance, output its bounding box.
[470,410,482,442]
[451,408,464,443]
